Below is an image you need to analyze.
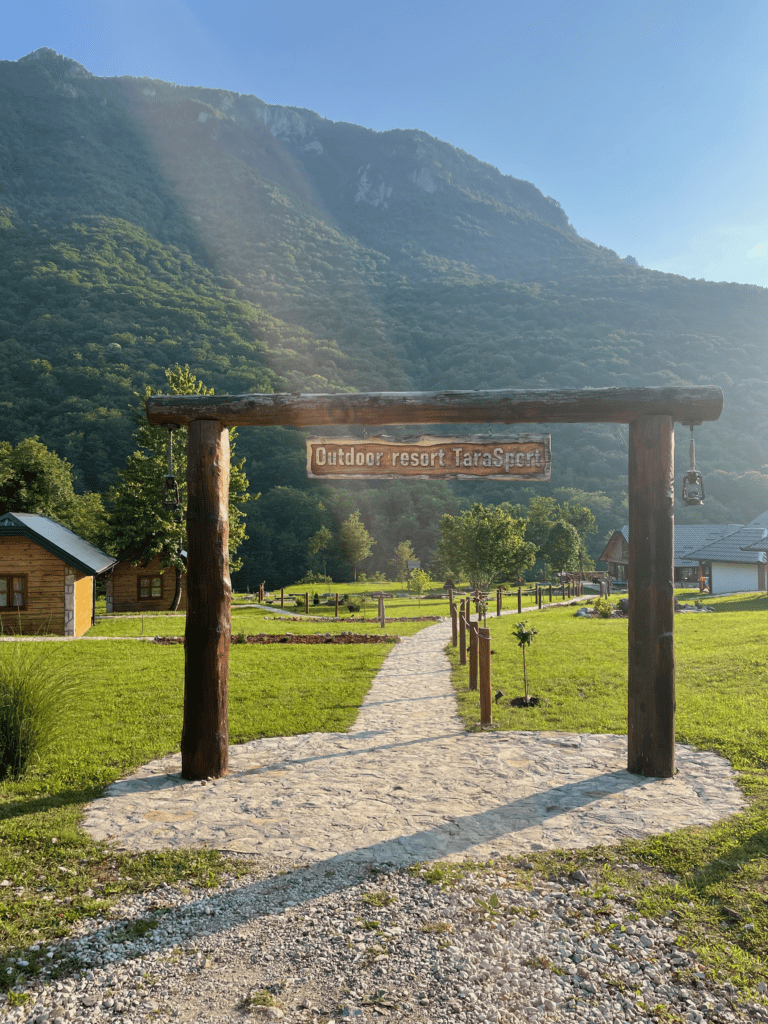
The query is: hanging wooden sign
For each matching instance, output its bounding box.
[306,434,551,480]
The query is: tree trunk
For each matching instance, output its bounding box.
[170,565,182,611]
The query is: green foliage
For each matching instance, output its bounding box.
[0,642,78,780]
[107,365,253,572]
[438,503,536,590]
[392,540,416,583]
[0,437,106,546]
[339,510,375,581]
[593,596,614,618]
[540,519,581,573]
[512,620,537,701]
[307,525,333,578]
[407,567,434,606]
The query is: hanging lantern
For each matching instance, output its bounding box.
[161,424,181,511]
[681,424,705,506]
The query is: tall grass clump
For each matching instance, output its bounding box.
[0,642,78,780]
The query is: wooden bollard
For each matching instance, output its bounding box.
[459,600,467,666]
[379,594,385,628]
[451,601,458,647]
[335,593,339,617]
[280,588,284,609]
[496,587,502,617]
[538,586,543,610]
[305,592,309,615]
[469,621,478,691]
[479,626,492,727]
[548,583,553,603]
[518,586,522,614]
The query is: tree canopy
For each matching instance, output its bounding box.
[107,364,253,573]
[0,437,106,546]
[438,503,536,590]
[338,510,375,581]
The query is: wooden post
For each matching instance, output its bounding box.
[496,587,502,617]
[607,578,612,597]
[379,594,385,628]
[305,591,309,615]
[451,601,458,647]
[562,582,566,601]
[182,420,230,781]
[280,588,284,609]
[518,586,522,614]
[469,622,478,691]
[459,600,467,666]
[537,587,542,610]
[335,593,339,617]
[479,626,492,726]
[628,415,675,778]
[548,583,552,603]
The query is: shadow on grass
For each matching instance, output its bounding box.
[0,786,105,822]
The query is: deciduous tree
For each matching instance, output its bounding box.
[438,503,536,591]
[0,437,106,546]
[339,510,374,581]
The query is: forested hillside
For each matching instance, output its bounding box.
[2,48,767,585]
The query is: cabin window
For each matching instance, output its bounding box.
[0,575,27,610]
[138,576,162,600]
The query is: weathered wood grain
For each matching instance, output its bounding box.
[627,415,676,778]
[181,420,231,781]
[147,386,723,428]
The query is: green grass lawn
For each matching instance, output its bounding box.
[449,592,768,994]
[0,635,397,984]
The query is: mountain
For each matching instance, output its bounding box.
[2,48,767,584]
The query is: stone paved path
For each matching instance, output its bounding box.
[82,619,744,866]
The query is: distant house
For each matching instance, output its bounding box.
[681,512,768,594]
[106,550,187,613]
[0,512,115,637]
[600,523,745,586]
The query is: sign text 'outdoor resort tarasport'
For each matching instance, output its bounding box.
[306,434,551,481]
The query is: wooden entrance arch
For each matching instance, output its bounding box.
[146,385,723,781]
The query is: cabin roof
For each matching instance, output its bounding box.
[0,512,116,576]
[609,523,744,567]
[682,517,768,564]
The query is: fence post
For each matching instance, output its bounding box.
[459,600,467,665]
[496,587,502,617]
[379,594,385,628]
[280,588,284,609]
[469,621,478,691]
[537,587,543,610]
[451,601,458,647]
[305,592,309,615]
[607,578,612,596]
[479,626,492,727]
[562,582,566,601]
[548,583,553,603]
[335,593,339,617]
[518,586,522,614]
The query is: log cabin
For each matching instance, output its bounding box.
[106,550,187,613]
[0,512,115,637]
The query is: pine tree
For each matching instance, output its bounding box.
[108,365,253,607]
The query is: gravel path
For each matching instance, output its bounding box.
[3,619,757,1024]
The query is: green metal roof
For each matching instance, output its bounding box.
[0,513,116,576]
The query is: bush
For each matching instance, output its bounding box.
[593,596,613,618]
[0,642,79,781]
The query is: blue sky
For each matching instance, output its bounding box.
[4,0,767,287]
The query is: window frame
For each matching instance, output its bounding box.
[137,575,163,601]
[0,574,28,611]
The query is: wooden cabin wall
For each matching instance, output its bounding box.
[0,537,66,635]
[110,554,188,612]
[75,573,93,638]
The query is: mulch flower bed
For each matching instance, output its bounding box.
[153,633,399,645]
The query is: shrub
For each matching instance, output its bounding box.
[0,642,79,781]
[593,596,613,618]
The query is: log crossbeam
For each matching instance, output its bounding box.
[147,386,723,428]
